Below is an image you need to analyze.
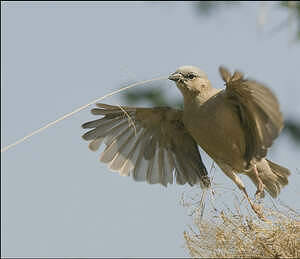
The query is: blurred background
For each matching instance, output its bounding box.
[1,1,300,257]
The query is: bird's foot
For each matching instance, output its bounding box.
[250,201,270,222]
[255,183,265,200]
[252,163,265,199]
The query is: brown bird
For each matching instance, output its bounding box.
[82,66,290,216]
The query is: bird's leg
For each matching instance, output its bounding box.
[220,166,268,221]
[234,176,268,222]
[252,162,265,199]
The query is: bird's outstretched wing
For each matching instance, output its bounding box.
[82,103,210,187]
[219,66,283,165]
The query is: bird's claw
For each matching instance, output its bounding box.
[255,182,265,200]
[255,189,265,200]
[250,202,270,222]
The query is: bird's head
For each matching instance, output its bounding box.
[168,66,211,97]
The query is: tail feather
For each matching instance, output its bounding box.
[248,159,290,198]
[266,159,290,186]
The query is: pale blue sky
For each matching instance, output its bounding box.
[1,1,300,257]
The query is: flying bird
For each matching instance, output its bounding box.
[82,66,290,216]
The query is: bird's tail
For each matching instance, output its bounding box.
[249,159,291,198]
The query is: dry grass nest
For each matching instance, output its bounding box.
[183,189,300,258]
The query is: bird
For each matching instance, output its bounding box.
[82,65,290,217]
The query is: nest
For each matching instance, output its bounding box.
[183,190,300,258]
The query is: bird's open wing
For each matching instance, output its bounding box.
[219,66,283,165]
[82,103,210,187]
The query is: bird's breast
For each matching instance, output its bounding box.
[183,93,246,171]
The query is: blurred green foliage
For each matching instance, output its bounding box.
[284,119,300,143]
[123,86,183,109]
[125,88,168,107]
[193,1,300,40]
[194,1,240,16]
[280,1,300,39]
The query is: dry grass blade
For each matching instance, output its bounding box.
[117,104,137,136]
[1,76,167,153]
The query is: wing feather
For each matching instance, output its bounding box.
[158,148,166,186]
[100,125,134,163]
[88,137,104,151]
[146,144,158,184]
[82,103,210,187]
[220,66,283,164]
[164,149,174,185]
[109,126,142,171]
[82,118,128,141]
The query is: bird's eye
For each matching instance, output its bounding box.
[187,73,196,79]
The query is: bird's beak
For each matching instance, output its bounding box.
[168,72,182,82]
